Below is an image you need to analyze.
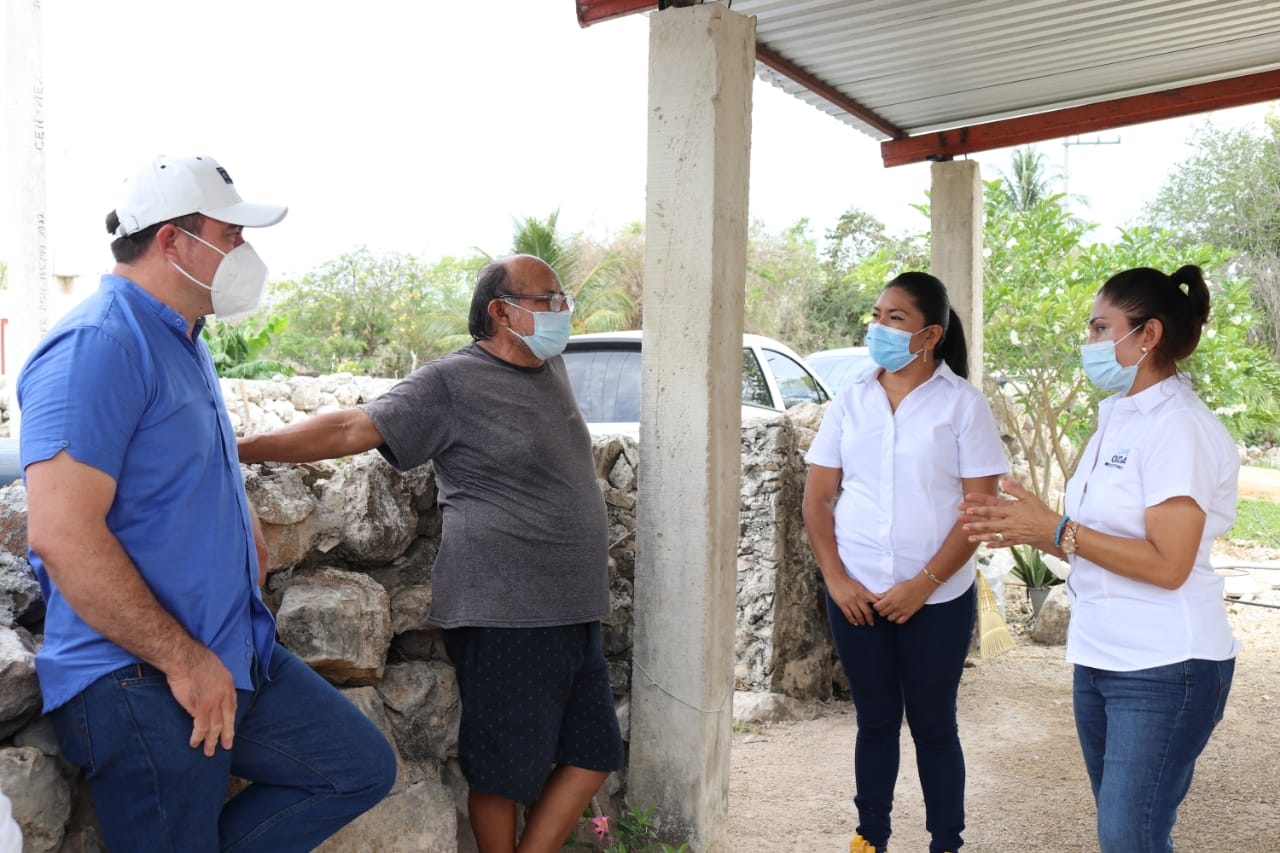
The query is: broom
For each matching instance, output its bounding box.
[975,571,1015,658]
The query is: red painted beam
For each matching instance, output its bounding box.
[577,0,658,27]
[880,69,1280,167]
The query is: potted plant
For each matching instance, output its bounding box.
[1009,545,1064,617]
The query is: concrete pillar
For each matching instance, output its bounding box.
[4,0,50,433]
[930,160,984,387]
[629,5,754,849]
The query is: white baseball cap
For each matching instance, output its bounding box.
[112,154,287,237]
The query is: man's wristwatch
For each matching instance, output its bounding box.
[1060,521,1080,555]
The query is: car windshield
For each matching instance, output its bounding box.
[561,348,642,423]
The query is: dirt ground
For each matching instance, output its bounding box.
[1239,465,1280,501]
[723,540,1280,852]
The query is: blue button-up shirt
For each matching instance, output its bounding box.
[18,275,275,712]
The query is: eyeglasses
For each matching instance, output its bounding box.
[498,292,574,313]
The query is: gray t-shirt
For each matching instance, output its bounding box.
[361,342,609,628]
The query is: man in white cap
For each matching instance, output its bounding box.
[17,155,395,851]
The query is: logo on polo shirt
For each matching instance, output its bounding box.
[1104,448,1130,470]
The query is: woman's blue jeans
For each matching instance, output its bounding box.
[1073,658,1234,853]
[48,643,397,852]
[827,585,975,853]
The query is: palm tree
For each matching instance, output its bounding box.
[997,147,1055,212]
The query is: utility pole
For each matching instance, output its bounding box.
[5,0,50,436]
[1062,134,1121,198]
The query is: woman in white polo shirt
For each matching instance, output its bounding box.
[803,272,1007,853]
[961,264,1237,853]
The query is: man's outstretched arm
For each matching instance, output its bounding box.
[238,408,385,464]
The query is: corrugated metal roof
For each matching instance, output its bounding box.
[739,0,1280,139]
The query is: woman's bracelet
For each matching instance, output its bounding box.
[922,567,944,586]
[1053,514,1071,547]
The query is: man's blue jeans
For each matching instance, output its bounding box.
[827,585,975,853]
[49,643,397,852]
[1074,658,1234,853]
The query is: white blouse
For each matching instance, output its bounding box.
[805,363,1007,603]
[1064,375,1240,670]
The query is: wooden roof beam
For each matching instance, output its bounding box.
[880,69,1280,167]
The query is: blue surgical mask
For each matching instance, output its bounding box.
[1080,323,1147,393]
[504,302,573,360]
[866,323,926,373]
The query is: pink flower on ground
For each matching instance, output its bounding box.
[591,815,610,840]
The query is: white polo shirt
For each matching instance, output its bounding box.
[1064,375,1240,670]
[805,363,1007,603]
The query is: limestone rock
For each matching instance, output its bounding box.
[277,568,392,685]
[319,456,418,564]
[0,746,70,853]
[378,661,460,766]
[0,551,41,630]
[390,585,432,635]
[1029,585,1071,645]
[12,716,59,757]
[0,626,40,739]
[732,690,819,723]
[315,778,456,853]
[0,484,27,560]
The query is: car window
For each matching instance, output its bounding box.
[742,348,773,408]
[561,349,642,423]
[764,349,829,408]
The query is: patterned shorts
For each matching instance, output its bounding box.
[443,621,624,803]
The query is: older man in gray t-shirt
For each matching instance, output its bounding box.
[363,340,609,629]
[238,254,623,853]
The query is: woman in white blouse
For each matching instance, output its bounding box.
[803,272,1006,853]
[961,265,1237,853]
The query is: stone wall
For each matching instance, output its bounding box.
[0,374,832,852]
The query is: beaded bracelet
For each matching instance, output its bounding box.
[1054,514,1071,547]
[923,567,944,586]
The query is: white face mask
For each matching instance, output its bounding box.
[170,227,270,323]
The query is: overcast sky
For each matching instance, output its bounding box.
[3,1,1275,281]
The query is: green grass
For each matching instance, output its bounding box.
[1228,499,1280,549]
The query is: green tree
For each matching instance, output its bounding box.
[266,248,481,376]
[821,208,889,281]
[744,218,826,351]
[1141,113,1280,358]
[981,180,1099,500]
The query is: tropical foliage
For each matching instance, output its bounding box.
[1141,111,1280,359]
[1010,545,1063,589]
[264,248,481,377]
[202,315,293,379]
